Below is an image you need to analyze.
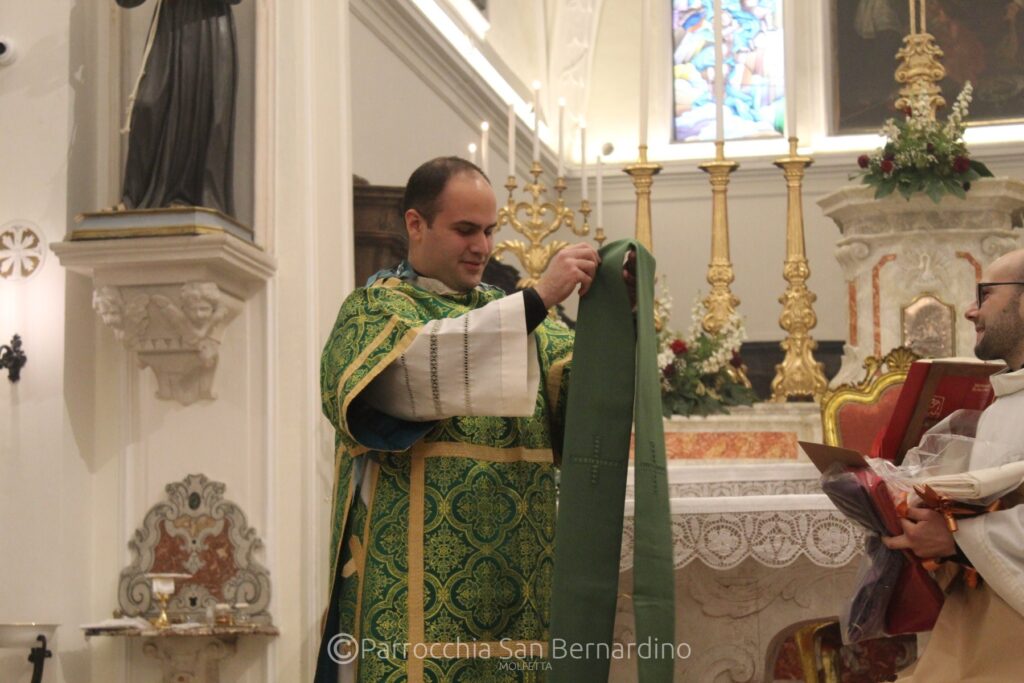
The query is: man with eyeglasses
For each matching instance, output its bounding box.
[888,248,1024,681]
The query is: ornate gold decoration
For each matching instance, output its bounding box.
[820,346,921,447]
[698,142,740,334]
[494,161,595,289]
[894,2,946,119]
[698,141,749,387]
[622,145,662,252]
[624,145,666,330]
[771,138,828,402]
[793,621,841,683]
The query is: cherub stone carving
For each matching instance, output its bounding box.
[148,283,237,403]
[92,285,150,345]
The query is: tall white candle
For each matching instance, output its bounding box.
[596,155,604,227]
[909,0,917,34]
[714,0,725,142]
[784,0,797,139]
[507,103,516,179]
[480,121,490,177]
[580,120,588,200]
[920,0,926,33]
[532,80,542,163]
[639,0,650,147]
[557,98,566,178]
[468,142,477,165]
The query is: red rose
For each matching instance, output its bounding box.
[857,154,870,169]
[662,364,676,378]
[953,156,971,174]
[880,159,895,174]
[903,107,913,116]
[670,339,688,355]
[730,352,743,368]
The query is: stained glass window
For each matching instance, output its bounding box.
[672,0,787,142]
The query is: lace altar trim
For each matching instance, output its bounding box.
[621,509,862,571]
[625,478,822,499]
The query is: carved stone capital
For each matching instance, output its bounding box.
[52,230,275,406]
[91,282,241,404]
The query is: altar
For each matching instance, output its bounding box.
[614,458,862,683]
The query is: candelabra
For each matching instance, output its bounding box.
[494,161,601,290]
[770,137,827,402]
[698,141,750,387]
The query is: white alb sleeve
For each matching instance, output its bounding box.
[359,293,541,420]
[955,510,1024,617]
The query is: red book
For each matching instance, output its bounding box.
[878,359,1002,465]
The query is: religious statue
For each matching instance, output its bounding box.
[116,0,243,217]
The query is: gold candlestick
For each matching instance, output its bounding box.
[771,137,828,402]
[624,144,666,329]
[698,141,749,387]
[494,161,596,289]
[622,145,663,252]
[698,141,740,334]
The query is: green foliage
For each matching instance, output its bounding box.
[659,328,757,418]
[852,83,993,203]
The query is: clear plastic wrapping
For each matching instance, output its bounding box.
[819,410,1024,643]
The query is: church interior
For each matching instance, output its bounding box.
[3,0,1024,681]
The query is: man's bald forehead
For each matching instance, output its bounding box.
[989,249,1024,280]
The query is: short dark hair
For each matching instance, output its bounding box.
[401,156,490,225]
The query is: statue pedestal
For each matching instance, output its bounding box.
[818,178,1024,384]
[52,226,276,405]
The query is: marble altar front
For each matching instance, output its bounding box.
[661,403,822,461]
[613,456,864,682]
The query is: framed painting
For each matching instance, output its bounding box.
[832,0,1024,133]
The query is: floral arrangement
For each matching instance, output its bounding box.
[853,82,993,203]
[657,290,758,417]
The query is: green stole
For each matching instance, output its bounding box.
[550,240,675,682]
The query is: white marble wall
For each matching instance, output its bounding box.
[1,2,355,682]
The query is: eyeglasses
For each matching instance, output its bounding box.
[976,281,1024,307]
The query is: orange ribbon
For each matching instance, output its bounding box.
[898,486,1001,584]
[912,484,1002,533]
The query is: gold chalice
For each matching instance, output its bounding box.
[145,573,192,628]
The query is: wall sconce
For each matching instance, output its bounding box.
[0,334,26,382]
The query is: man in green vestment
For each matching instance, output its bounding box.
[317,157,600,682]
